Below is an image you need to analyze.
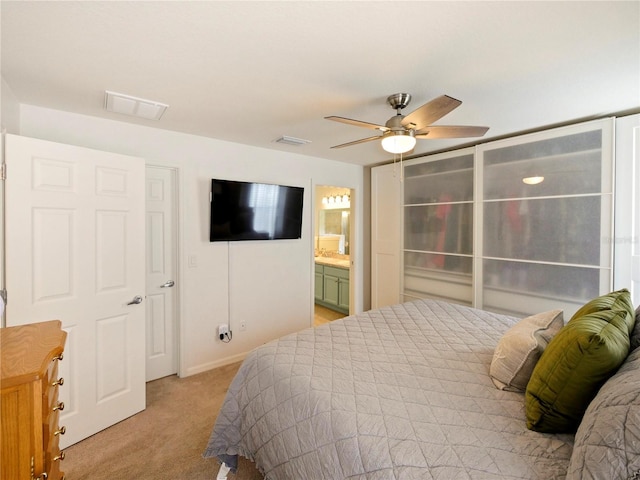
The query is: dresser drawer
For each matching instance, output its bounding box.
[43,409,65,443]
[43,360,62,412]
[44,356,59,387]
[45,431,65,475]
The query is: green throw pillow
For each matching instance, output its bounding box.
[569,288,635,332]
[525,308,632,433]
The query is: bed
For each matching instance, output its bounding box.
[204,296,640,479]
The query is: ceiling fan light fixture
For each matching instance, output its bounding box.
[381,130,416,154]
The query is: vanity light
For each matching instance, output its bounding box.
[523,176,545,185]
[320,192,351,209]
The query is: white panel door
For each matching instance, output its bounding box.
[145,166,178,381]
[4,134,146,448]
[371,163,401,308]
[614,114,640,306]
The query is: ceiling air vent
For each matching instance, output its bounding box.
[274,135,311,146]
[104,91,169,120]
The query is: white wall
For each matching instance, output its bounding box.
[1,77,20,134]
[18,104,365,375]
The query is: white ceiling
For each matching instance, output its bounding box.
[2,1,639,167]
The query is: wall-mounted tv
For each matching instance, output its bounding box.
[210,179,304,242]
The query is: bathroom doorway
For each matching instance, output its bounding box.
[314,185,353,326]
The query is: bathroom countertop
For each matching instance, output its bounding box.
[314,257,350,268]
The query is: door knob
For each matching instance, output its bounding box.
[127,295,143,305]
[161,280,175,288]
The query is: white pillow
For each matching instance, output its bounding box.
[490,309,564,392]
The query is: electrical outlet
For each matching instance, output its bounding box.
[218,324,229,340]
[239,321,247,331]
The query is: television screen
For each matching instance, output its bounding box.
[210,179,304,241]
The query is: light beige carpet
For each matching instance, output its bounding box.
[63,362,263,480]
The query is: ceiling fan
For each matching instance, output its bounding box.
[325,93,489,154]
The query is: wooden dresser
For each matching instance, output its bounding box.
[1,320,67,480]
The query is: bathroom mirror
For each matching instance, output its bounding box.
[319,209,350,254]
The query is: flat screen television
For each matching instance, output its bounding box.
[210,179,304,241]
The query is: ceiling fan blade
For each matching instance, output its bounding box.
[401,95,462,130]
[325,116,389,132]
[330,135,381,149]
[415,125,489,139]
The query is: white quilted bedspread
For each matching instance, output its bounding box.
[204,299,574,479]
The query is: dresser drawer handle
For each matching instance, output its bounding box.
[54,451,66,462]
[53,353,64,361]
[53,401,65,412]
[54,426,66,436]
[52,377,64,387]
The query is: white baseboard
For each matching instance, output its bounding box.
[180,351,248,378]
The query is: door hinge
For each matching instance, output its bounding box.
[0,288,6,307]
[1,163,5,180]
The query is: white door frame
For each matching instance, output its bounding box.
[1,133,6,326]
[613,114,640,304]
[312,183,355,322]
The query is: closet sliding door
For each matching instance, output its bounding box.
[475,119,614,318]
[402,148,475,305]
